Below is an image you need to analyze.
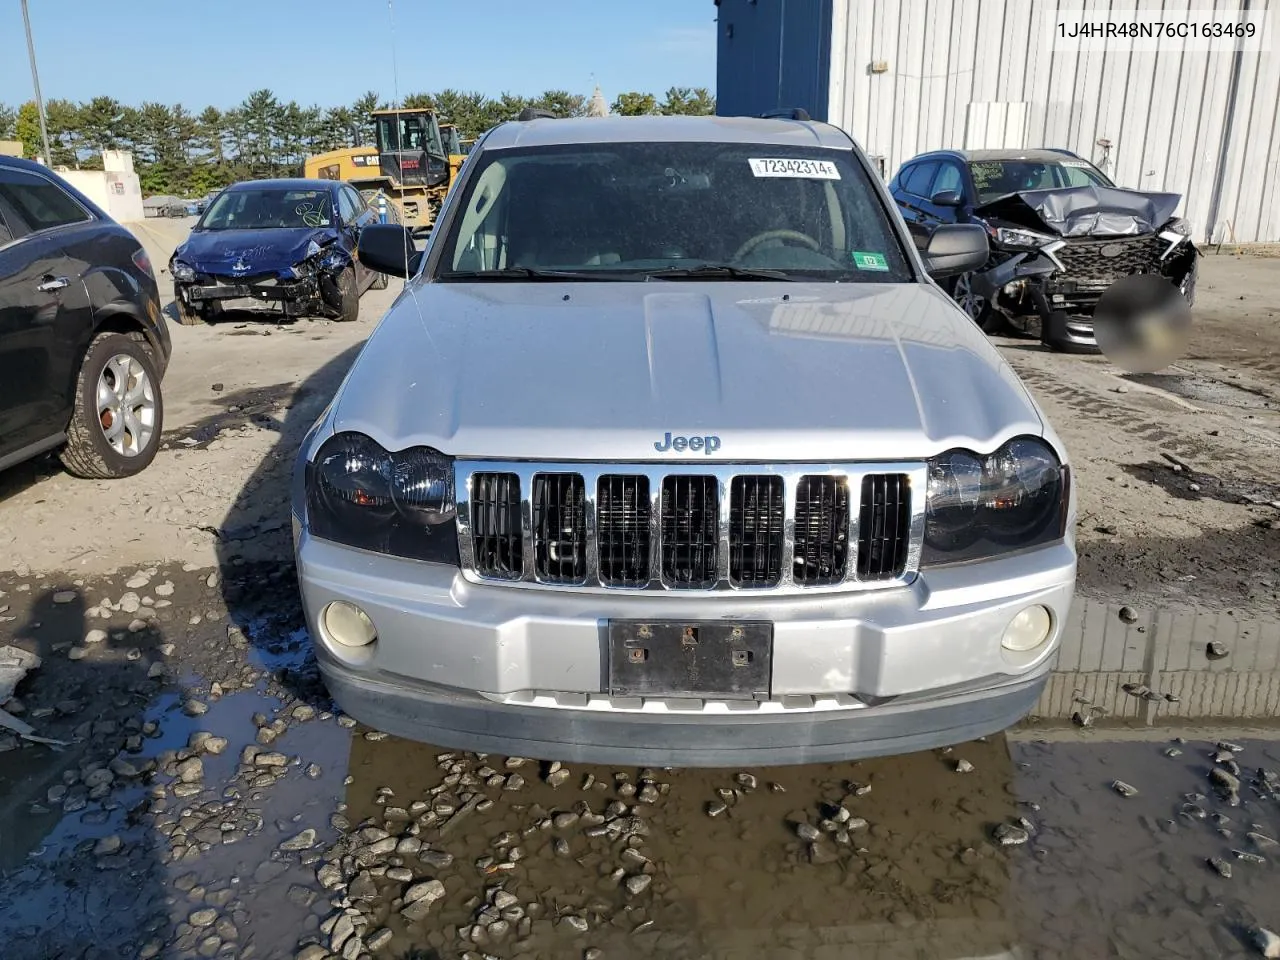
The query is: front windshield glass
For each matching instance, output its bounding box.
[970,158,1114,204]
[198,188,332,230]
[433,141,913,282]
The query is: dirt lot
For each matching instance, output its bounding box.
[1,225,1280,959]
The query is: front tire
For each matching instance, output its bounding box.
[370,270,389,290]
[946,272,1007,334]
[60,332,164,479]
[335,266,360,323]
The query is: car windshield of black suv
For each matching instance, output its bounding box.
[198,188,333,230]
[970,158,1114,205]
[435,141,913,281]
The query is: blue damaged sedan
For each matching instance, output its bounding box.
[169,178,388,325]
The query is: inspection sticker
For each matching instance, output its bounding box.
[749,157,841,180]
[851,251,889,271]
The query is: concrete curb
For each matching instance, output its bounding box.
[1034,597,1280,723]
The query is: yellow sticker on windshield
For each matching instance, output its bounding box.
[749,158,841,180]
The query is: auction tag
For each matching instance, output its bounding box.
[749,157,841,180]
[851,251,889,271]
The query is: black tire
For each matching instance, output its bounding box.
[60,332,164,479]
[335,266,360,323]
[944,272,1008,334]
[174,286,206,325]
[370,269,389,290]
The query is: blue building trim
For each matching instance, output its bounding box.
[714,0,833,122]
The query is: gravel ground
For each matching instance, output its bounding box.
[1,224,1279,959]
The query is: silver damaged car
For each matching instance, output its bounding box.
[291,113,1077,766]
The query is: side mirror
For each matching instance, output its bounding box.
[357,223,422,279]
[923,223,988,279]
[930,190,963,207]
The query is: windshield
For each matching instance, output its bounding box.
[970,158,1114,204]
[198,188,333,230]
[433,141,913,282]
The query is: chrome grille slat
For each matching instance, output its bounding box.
[455,461,926,595]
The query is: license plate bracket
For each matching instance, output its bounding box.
[606,620,773,698]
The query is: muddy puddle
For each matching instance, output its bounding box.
[2,564,1279,959]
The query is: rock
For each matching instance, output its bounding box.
[176,758,204,783]
[296,947,329,960]
[624,874,652,896]
[955,759,974,774]
[705,800,728,817]
[292,704,316,722]
[317,862,343,889]
[796,823,820,841]
[404,879,446,906]
[94,835,123,856]
[1165,747,1183,758]
[1207,856,1232,878]
[330,913,355,952]
[305,763,322,779]
[1206,641,1230,661]
[553,837,571,857]
[280,828,317,851]
[366,927,393,951]
[84,629,108,644]
[1118,606,1138,624]
[202,736,228,755]
[1248,832,1279,849]
[348,872,378,901]
[1210,767,1242,805]
[992,823,1029,846]
[504,774,526,791]
[255,752,288,767]
[1112,780,1139,798]
[385,866,413,882]
[183,699,208,717]
[68,646,88,661]
[53,590,77,604]
[1250,927,1280,958]
[189,908,218,927]
[546,768,571,788]
[560,915,589,933]
[119,593,141,613]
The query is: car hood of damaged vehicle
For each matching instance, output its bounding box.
[316,280,1053,464]
[974,185,1184,238]
[174,225,341,275]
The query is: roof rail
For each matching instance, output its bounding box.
[760,107,812,121]
[517,107,559,121]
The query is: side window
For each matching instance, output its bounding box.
[888,168,905,193]
[349,187,369,215]
[0,203,13,244]
[903,162,939,198]
[0,168,92,235]
[337,188,359,225]
[930,162,963,199]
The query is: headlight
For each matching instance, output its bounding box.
[304,431,459,564]
[922,436,1068,566]
[992,227,1057,249]
[171,260,195,282]
[305,239,323,259]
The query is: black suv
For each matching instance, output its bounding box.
[0,156,171,478]
[889,148,1198,351]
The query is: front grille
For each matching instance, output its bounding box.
[458,463,922,592]
[793,476,850,585]
[1051,234,1165,287]
[597,476,651,587]
[857,474,910,580]
[660,476,719,588]
[729,476,784,587]
[471,472,522,579]
[532,474,586,583]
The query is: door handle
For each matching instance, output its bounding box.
[37,276,69,293]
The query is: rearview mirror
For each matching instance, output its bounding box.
[923,224,988,279]
[358,224,421,279]
[931,190,962,207]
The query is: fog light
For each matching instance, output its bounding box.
[1002,605,1052,652]
[323,601,377,647]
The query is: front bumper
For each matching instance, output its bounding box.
[182,274,318,306]
[296,532,1075,766]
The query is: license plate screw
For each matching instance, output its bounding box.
[637,625,652,639]
[629,648,647,663]
[732,650,750,667]
[731,627,744,639]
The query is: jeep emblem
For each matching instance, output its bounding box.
[654,432,721,454]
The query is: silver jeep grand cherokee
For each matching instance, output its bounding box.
[291,114,1077,766]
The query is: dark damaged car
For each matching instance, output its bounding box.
[169,178,388,325]
[890,149,1198,351]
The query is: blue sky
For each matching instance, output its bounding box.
[2,0,718,110]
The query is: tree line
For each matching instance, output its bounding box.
[0,86,715,198]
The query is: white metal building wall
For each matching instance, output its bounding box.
[825,0,1280,242]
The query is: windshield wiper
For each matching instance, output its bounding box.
[437,266,625,282]
[644,264,795,282]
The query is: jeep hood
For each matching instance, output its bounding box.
[174,225,339,274]
[974,185,1183,238]
[326,282,1048,463]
